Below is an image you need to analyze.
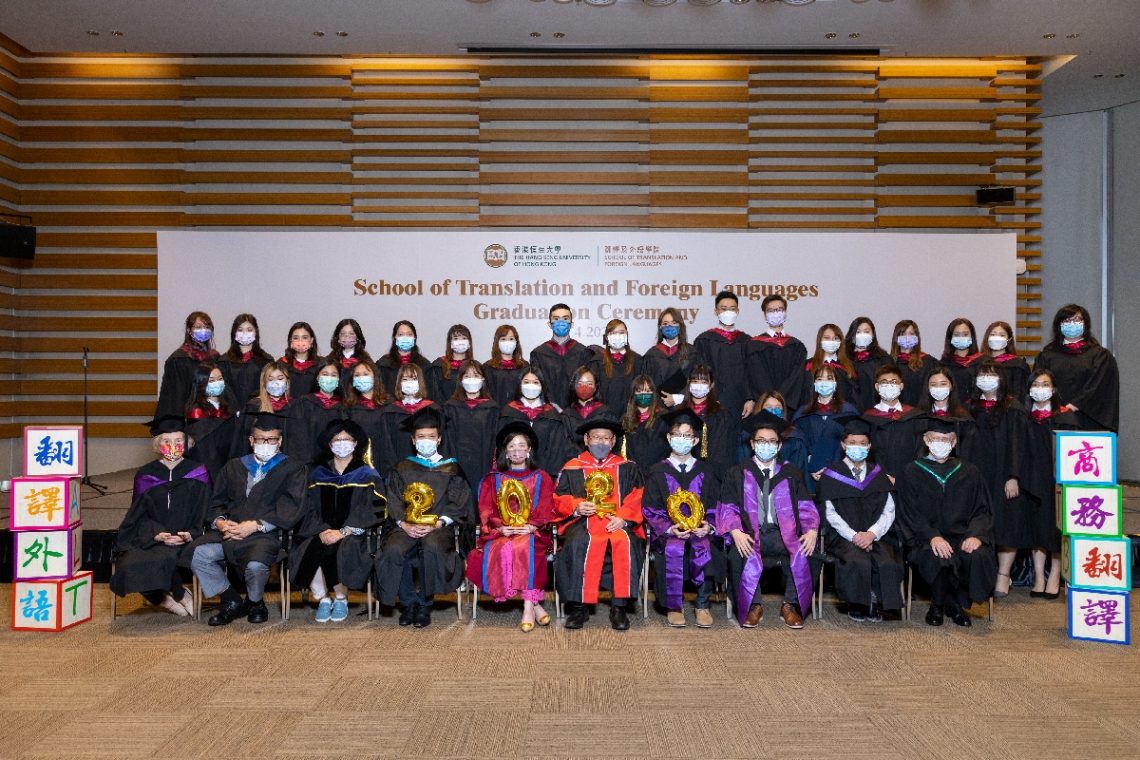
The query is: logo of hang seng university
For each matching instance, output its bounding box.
[484,244,508,269]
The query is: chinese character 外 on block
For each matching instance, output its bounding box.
[11,572,94,632]
[1060,485,1123,537]
[1068,536,1132,592]
[12,528,81,581]
[1067,588,1131,645]
[9,476,81,532]
[22,426,83,478]
[1055,431,1116,486]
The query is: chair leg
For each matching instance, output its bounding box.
[814,563,825,621]
[193,575,202,622]
[641,543,650,620]
[471,583,479,621]
[281,566,290,622]
[724,581,732,621]
[366,578,374,622]
[110,588,117,621]
[905,565,912,623]
[988,595,994,622]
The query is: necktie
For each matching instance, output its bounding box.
[853,466,863,482]
[761,468,773,524]
[679,463,687,473]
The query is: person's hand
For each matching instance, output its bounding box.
[319,529,343,546]
[887,474,896,486]
[659,391,676,408]
[799,529,818,557]
[225,520,258,540]
[401,522,432,538]
[576,500,596,517]
[692,521,711,538]
[731,529,754,558]
[812,469,824,481]
[606,516,627,533]
[1004,478,1019,500]
[668,524,691,539]
[852,531,875,551]
[741,400,755,418]
[930,536,953,559]
[961,537,982,554]
[1068,402,1080,412]
[213,519,236,534]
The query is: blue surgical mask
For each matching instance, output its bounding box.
[352,375,374,393]
[753,441,779,462]
[1060,321,1084,339]
[395,336,416,352]
[814,380,837,397]
[551,319,571,338]
[318,375,339,394]
[950,336,973,350]
[205,380,225,397]
[668,436,695,456]
[845,445,870,463]
[415,438,439,458]
[660,324,680,341]
[896,334,919,351]
[191,328,212,344]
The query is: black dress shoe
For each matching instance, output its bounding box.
[1029,590,1046,598]
[950,608,972,627]
[208,599,249,627]
[924,604,944,627]
[563,603,588,630]
[609,604,630,631]
[847,604,868,623]
[247,600,269,624]
[866,602,883,623]
[413,605,432,628]
[398,606,416,626]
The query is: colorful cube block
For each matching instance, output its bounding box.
[12,528,82,581]
[11,572,94,632]
[22,425,83,478]
[1055,431,1117,486]
[1059,485,1123,537]
[9,476,81,532]
[1067,536,1132,592]
[1068,587,1131,646]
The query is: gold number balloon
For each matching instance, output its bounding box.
[584,470,616,519]
[496,477,531,528]
[666,489,705,533]
[402,481,439,526]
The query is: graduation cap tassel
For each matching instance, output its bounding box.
[620,435,627,459]
[363,440,374,470]
[700,421,708,460]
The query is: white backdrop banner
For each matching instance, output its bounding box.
[157,230,1018,381]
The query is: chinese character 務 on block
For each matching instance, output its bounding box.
[1070,494,1112,530]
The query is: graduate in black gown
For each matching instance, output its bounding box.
[641,308,696,399]
[681,363,740,481]
[981,320,1030,400]
[559,365,612,466]
[889,320,939,408]
[816,418,904,622]
[499,367,570,479]
[287,358,344,465]
[860,363,925,481]
[916,366,979,464]
[596,318,642,417]
[803,323,857,411]
[216,313,273,408]
[426,324,474,403]
[620,374,670,476]
[327,317,373,374]
[110,416,211,617]
[442,360,500,496]
[231,360,294,460]
[694,290,751,418]
[844,316,891,412]
[528,302,597,409]
[342,358,391,472]
[939,317,984,397]
[184,361,239,481]
[377,363,439,474]
[793,364,860,493]
[376,320,432,399]
[289,419,382,623]
[896,416,997,627]
[376,407,472,628]
[482,324,528,406]
[279,321,319,396]
[741,392,810,473]
[1032,303,1119,433]
[745,294,808,414]
[156,310,218,418]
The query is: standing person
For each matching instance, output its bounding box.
[483,324,528,406]
[377,363,438,473]
[327,318,373,372]
[596,319,642,418]
[500,368,572,479]
[216,313,273,407]
[793,364,860,493]
[939,317,984,397]
[743,392,809,473]
[184,361,238,481]
[110,416,211,617]
[442,360,500,496]
[803,323,857,408]
[426,324,475,403]
[620,375,670,476]
[860,364,925,481]
[553,415,645,631]
[1032,303,1119,432]
[917,367,978,463]
[889,320,938,407]
[376,320,431,398]
[280,321,319,396]
[528,303,596,408]
[694,290,752,418]
[682,363,740,481]
[845,316,890,411]
[231,360,293,458]
[745,294,808,414]
[287,358,344,465]
[342,358,391,472]
[464,421,556,632]
[156,311,218,418]
[982,320,1030,401]
[560,365,610,463]
[641,308,695,401]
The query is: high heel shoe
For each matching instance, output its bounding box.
[993,572,1011,599]
[1030,590,1046,598]
[519,620,535,633]
[536,612,551,627]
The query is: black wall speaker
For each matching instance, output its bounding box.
[976,187,1015,206]
[0,222,36,260]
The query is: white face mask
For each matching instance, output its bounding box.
[400,380,420,397]
[253,443,278,463]
[689,383,710,399]
[929,386,951,402]
[877,382,902,402]
[415,438,439,458]
[461,377,483,393]
[976,375,1000,394]
[854,332,874,349]
[927,440,953,460]
[717,309,738,327]
[607,333,628,350]
[451,339,470,354]
[265,379,287,398]
[235,330,256,346]
[820,339,842,354]
[987,335,1009,351]
[330,440,355,459]
[520,383,542,400]
[498,339,517,356]
[1029,386,1053,403]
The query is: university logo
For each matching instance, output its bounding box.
[483,244,508,268]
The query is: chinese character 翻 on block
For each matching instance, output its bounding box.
[1067,588,1131,645]
[1055,431,1116,486]
[1059,485,1123,537]
[1068,536,1132,592]
[22,426,83,478]
[12,528,82,581]
[9,476,81,532]
[11,572,94,632]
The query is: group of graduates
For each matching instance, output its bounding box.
[110,294,1119,630]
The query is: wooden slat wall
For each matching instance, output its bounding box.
[0,41,1042,438]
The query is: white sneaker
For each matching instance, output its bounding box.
[177,588,195,617]
[160,593,190,617]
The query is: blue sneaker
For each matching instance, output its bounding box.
[331,597,349,623]
[315,597,333,623]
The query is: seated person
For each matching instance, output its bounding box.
[896,415,997,627]
[717,411,818,630]
[375,406,472,629]
[289,419,383,623]
[553,414,645,631]
[110,415,212,617]
[642,408,723,628]
[191,412,308,626]
[816,418,904,622]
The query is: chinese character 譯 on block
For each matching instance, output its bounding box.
[1059,485,1123,537]
[22,426,83,478]
[11,572,94,632]
[9,476,80,532]
[1068,536,1132,592]
[12,528,82,581]
[1068,588,1131,645]
[1055,431,1116,486]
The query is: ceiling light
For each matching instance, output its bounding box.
[336,31,349,37]
[644,0,679,5]
[86,30,100,36]
[552,0,575,4]
[1093,74,1104,78]
[781,0,816,5]
[1066,33,1080,39]
[530,32,541,37]
[1043,33,1056,39]
[1115,73,1126,78]
[553,32,566,38]
[848,32,861,38]
[467,0,493,3]
[825,32,837,38]
[312,31,325,37]
[109,30,124,37]
[729,0,751,4]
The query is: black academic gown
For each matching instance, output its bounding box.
[694,405,741,482]
[745,334,808,412]
[289,459,383,590]
[965,399,1032,549]
[528,339,598,409]
[185,406,238,482]
[282,357,318,397]
[155,347,217,418]
[849,349,891,411]
[694,328,752,417]
[482,361,525,406]
[376,400,440,474]
[231,398,295,460]
[560,401,612,465]
[641,343,695,391]
[861,406,926,481]
[596,351,642,418]
[375,457,472,606]
[195,455,308,568]
[500,403,571,479]
[1022,407,1080,552]
[896,457,997,605]
[1033,342,1120,432]
[286,393,344,465]
[816,461,903,610]
[343,399,392,475]
[642,459,726,592]
[376,353,431,398]
[621,414,671,478]
[940,354,984,401]
[425,358,461,404]
[110,459,212,596]
[803,360,858,413]
[442,398,501,496]
[217,352,270,408]
[894,353,939,407]
[991,354,1031,401]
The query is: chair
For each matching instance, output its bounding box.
[905,564,993,622]
[192,529,290,622]
[471,524,559,621]
[812,534,910,621]
[368,523,466,621]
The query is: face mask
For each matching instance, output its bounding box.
[191,328,212,344]
[753,441,779,462]
[520,383,542,400]
[339,336,357,350]
[845,445,870,463]
[877,382,902,401]
[588,442,612,460]
[400,380,420,397]
[461,377,484,393]
[352,375,374,394]
[764,406,784,419]
[927,440,953,460]
[633,392,654,408]
[854,332,874,349]
[1029,386,1053,403]
[235,330,256,346]
[814,380,837,397]
[451,339,470,354]
[575,384,595,401]
[717,309,738,327]
[669,436,695,456]
[820,339,841,354]
[291,338,312,354]
[414,438,438,458]
[607,333,628,351]
[1060,321,1084,339]
[987,335,1009,351]
[976,375,1000,393]
[660,324,680,341]
[897,334,919,351]
[766,310,787,328]
[160,442,184,462]
[266,379,287,397]
[950,335,973,350]
[498,339,517,356]
[205,380,225,397]
[330,440,355,459]
[253,443,278,463]
[395,336,415,352]
[929,386,952,402]
[317,375,339,394]
[551,319,571,338]
[689,383,710,399]
[506,447,529,465]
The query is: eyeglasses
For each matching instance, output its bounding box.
[752,437,779,445]
[252,437,281,445]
